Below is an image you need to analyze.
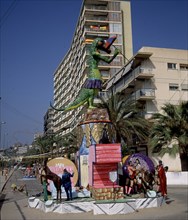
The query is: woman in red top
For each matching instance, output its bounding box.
[157,160,167,197]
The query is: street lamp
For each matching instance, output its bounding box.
[0,121,6,150]
[0,121,6,175]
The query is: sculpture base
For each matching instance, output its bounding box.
[77,108,116,147]
[80,107,111,124]
[90,185,124,200]
[28,196,166,215]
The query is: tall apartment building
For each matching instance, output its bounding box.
[44,107,54,135]
[52,0,133,137]
[105,47,188,171]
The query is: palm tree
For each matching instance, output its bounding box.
[58,131,78,159]
[149,101,188,170]
[32,135,53,162]
[100,93,150,152]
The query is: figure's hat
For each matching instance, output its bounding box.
[103,36,117,50]
[98,36,117,53]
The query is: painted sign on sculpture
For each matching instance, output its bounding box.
[47,157,78,192]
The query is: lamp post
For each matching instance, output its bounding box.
[0,121,6,175]
[0,121,6,149]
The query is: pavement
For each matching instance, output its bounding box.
[0,169,188,220]
[0,168,14,193]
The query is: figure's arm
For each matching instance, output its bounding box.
[92,48,119,64]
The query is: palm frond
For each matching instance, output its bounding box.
[149,101,188,157]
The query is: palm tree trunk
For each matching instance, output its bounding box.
[180,153,188,171]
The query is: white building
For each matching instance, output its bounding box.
[105,46,188,173]
[52,0,133,137]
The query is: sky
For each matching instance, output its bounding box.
[0,0,187,148]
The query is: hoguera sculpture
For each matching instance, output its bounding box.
[50,36,119,112]
[51,37,123,201]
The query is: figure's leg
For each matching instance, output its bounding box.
[43,180,48,201]
[94,88,99,98]
[128,179,133,195]
[65,187,69,200]
[88,97,95,109]
[70,186,72,200]
[88,89,98,109]
[60,188,62,201]
[125,178,129,194]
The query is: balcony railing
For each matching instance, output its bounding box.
[126,89,155,102]
[114,66,154,90]
[85,5,107,11]
[99,88,155,103]
[85,16,108,21]
[136,89,155,100]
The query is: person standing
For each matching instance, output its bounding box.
[4,168,8,181]
[40,168,48,202]
[133,159,142,194]
[62,168,74,201]
[125,161,136,196]
[157,160,167,198]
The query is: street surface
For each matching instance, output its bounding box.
[0,169,188,220]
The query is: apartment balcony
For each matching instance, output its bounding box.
[129,89,155,101]
[85,26,109,34]
[137,68,154,79]
[46,123,54,129]
[85,4,108,11]
[47,118,53,124]
[106,65,154,92]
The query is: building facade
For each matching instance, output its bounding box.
[50,0,188,173]
[105,46,188,171]
[44,107,54,135]
[52,0,133,138]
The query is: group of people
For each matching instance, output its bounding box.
[40,167,74,201]
[123,159,168,198]
[2,167,9,181]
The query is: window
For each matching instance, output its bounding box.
[108,13,121,21]
[180,64,188,71]
[109,23,122,33]
[101,70,109,78]
[108,2,120,11]
[167,63,177,70]
[169,83,179,91]
[181,84,188,91]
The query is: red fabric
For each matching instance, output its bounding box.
[158,165,167,196]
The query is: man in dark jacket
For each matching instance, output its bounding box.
[62,168,74,201]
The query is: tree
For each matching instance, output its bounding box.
[58,131,78,159]
[32,135,51,158]
[100,93,150,152]
[149,101,188,170]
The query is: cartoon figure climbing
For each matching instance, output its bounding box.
[50,36,119,112]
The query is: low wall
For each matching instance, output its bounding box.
[28,196,166,215]
[166,172,188,185]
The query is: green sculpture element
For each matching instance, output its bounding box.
[51,37,119,112]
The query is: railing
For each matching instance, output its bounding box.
[85,16,108,21]
[137,89,155,98]
[85,5,107,11]
[99,88,155,103]
[124,89,155,102]
[114,66,153,89]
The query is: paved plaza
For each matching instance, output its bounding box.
[0,169,188,220]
